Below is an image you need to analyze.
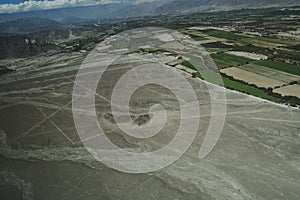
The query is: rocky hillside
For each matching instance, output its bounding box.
[0,18,73,59]
[0,17,63,33]
[0,34,57,59]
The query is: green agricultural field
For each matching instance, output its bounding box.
[201,29,297,48]
[222,77,280,102]
[181,55,207,71]
[181,30,207,41]
[239,64,300,83]
[181,60,196,70]
[191,36,207,41]
[202,29,246,41]
[193,69,280,102]
[213,60,232,69]
[252,36,299,46]
[211,53,255,66]
[205,48,230,54]
[255,60,300,76]
[180,57,290,103]
[181,29,202,36]
[184,59,281,102]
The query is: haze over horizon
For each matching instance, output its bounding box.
[1,0,300,14]
[0,0,143,13]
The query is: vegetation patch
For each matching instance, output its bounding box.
[211,53,255,66]
[222,75,280,102]
[221,67,285,89]
[251,36,298,46]
[255,60,300,76]
[238,64,300,83]
[181,60,196,70]
[202,29,247,41]
[191,36,207,41]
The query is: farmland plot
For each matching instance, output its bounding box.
[274,84,300,98]
[221,67,285,88]
[239,64,300,83]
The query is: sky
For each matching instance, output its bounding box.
[0,0,141,13]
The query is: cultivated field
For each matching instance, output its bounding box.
[238,64,300,83]
[226,51,268,60]
[211,53,255,66]
[255,60,300,76]
[274,84,300,98]
[175,64,197,74]
[181,23,300,103]
[221,67,285,88]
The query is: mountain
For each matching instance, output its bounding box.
[0,18,71,59]
[0,33,58,59]
[0,17,63,33]
[155,0,300,13]
[0,2,165,23]
[0,0,299,23]
[0,26,74,59]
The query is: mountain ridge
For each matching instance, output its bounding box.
[0,0,299,23]
[155,0,300,14]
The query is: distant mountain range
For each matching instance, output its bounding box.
[155,0,300,13]
[0,0,299,23]
[0,33,58,59]
[0,0,299,60]
[0,18,63,33]
[0,18,70,59]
